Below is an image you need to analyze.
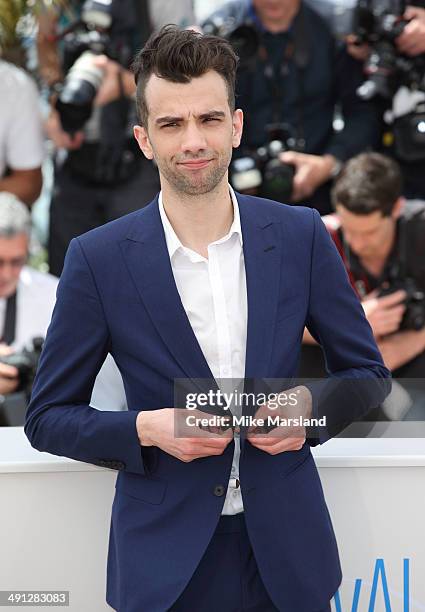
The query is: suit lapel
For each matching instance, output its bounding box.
[119,194,284,393]
[119,198,214,384]
[238,195,282,380]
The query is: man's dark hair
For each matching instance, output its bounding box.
[131,25,239,127]
[331,153,403,217]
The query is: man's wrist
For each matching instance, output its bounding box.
[136,411,153,447]
[323,154,343,180]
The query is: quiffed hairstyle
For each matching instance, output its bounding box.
[331,153,403,217]
[131,25,239,127]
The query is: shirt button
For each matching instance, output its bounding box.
[231,466,236,474]
[232,491,239,497]
[213,485,226,497]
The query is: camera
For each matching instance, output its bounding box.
[353,0,425,100]
[230,124,298,203]
[379,278,425,330]
[0,337,44,396]
[202,16,260,65]
[54,0,131,134]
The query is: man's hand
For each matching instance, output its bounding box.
[0,345,19,396]
[279,152,338,202]
[45,107,85,150]
[136,408,233,463]
[345,34,371,62]
[378,326,425,370]
[396,6,425,56]
[92,56,136,107]
[246,386,312,455]
[0,168,42,207]
[362,289,406,338]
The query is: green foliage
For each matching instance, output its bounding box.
[0,1,26,48]
[0,0,63,51]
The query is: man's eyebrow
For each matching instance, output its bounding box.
[155,116,183,125]
[198,111,226,120]
[155,110,226,125]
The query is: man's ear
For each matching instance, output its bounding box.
[392,196,405,220]
[133,125,154,160]
[232,109,243,149]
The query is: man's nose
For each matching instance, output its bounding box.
[181,122,207,155]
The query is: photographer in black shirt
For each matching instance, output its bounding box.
[38,0,160,276]
[202,0,381,214]
[303,153,425,380]
[338,0,425,200]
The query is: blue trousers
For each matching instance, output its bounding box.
[169,512,332,612]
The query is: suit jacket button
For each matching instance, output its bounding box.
[213,485,226,497]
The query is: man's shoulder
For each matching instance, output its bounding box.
[236,192,317,231]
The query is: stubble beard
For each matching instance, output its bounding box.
[156,151,232,196]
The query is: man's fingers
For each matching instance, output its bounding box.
[378,290,407,307]
[0,343,13,357]
[0,363,19,378]
[0,378,20,395]
[280,151,300,166]
[247,427,305,444]
[404,5,423,19]
[249,436,305,454]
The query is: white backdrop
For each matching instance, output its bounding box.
[1,429,424,612]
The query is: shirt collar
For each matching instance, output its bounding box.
[158,186,243,261]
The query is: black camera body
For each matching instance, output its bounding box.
[0,338,44,396]
[230,124,298,203]
[379,278,425,330]
[353,0,425,100]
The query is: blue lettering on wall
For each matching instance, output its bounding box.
[333,558,410,612]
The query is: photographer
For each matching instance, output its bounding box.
[202,0,381,213]
[0,60,43,207]
[0,193,127,425]
[302,153,425,378]
[37,0,160,276]
[341,1,425,199]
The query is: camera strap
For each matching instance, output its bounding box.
[257,5,309,150]
[1,291,17,345]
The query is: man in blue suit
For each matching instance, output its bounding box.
[25,26,391,612]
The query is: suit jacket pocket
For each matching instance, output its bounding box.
[115,472,167,505]
[281,449,313,480]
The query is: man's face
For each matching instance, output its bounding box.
[335,204,398,259]
[134,70,243,196]
[0,234,28,299]
[253,0,300,23]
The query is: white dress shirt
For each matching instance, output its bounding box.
[158,187,247,515]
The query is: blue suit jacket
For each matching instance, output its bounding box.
[25,194,390,612]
